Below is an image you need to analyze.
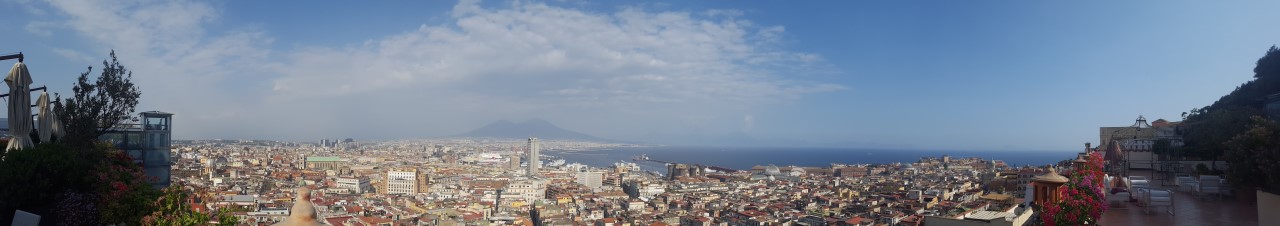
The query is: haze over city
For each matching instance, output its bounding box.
[3,0,1280,150]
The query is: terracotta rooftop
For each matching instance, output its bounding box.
[1032,168,1069,183]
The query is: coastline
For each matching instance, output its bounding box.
[548,146,1075,171]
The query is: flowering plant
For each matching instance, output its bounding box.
[95,148,160,223]
[142,186,239,226]
[1040,152,1108,226]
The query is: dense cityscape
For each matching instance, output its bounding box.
[148,114,1230,225]
[173,137,1033,225]
[2,1,1279,226]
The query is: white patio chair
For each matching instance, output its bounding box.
[1104,175,1128,208]
[1176,176,1197,192]
[1144,189,1174,215]
[1128,176,1150,200]
[1196,175,1222,199]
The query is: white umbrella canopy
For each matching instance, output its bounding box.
[37,90,51,143]
[50,106,64,139]
[50,107,64,138]
[6,62,33,151]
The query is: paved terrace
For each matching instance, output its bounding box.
[1100,169,1258,226]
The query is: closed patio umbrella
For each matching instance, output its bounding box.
[50,105,64,139]
[6,62,33,151]
[37,90,51,143]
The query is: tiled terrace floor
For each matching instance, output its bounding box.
[1099,170,1258,226]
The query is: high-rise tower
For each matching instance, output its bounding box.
[527,137,540,177]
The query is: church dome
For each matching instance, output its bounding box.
[765,165,782,176]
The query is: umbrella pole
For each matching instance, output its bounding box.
[0,52,21,62]
[0,86,46,98]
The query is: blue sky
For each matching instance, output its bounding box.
[1,0,1277,151]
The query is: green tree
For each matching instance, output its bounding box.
[1182,46,1280,168]
[1224,116,1280,193]
[55,50,141,150]
[1180,106,1259,168]
[1152,138,1173,157]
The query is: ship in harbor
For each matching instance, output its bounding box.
[548,159,566,167]
[632,154,649,161]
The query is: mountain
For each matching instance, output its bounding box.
[455,119,613,142]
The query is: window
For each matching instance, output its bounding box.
[125,133,142,149]
[100,133,124,147]
[144,117,169,130]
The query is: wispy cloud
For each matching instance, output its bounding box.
[24,0,841,141]
[23,21,57,36]
[50,48,93,64]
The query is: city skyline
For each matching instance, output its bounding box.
[2,0,1280,150]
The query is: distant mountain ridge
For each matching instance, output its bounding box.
[455,119,613,142]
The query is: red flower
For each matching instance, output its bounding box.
[112,181,126,192]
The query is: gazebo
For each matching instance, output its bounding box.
[1032,167,1070,207]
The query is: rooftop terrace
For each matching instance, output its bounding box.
[1100,169,1259,226]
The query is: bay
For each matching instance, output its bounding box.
[548,146,1077,172]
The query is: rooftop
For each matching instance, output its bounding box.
[965,210,1015,221]
[306,156,342,162]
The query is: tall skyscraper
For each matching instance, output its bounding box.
[527,137,540,177]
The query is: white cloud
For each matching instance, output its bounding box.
[50,48,93,64]
[26,0,842,141]
[30,0,274,137]
[24,21,57,36]
[272,1,839,105]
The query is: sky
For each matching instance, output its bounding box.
[1,0,1278,151]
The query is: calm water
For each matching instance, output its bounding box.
[548,146,1076,172]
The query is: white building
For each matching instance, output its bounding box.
[1099,116,1185,170]
[638,183,666,198]
[505,178,546,201]
[336,177,373,194]
[385,169,419,195]
[576,171,603,189]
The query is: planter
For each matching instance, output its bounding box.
[1260,189,1280,226]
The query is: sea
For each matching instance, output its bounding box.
[547,146,1077,173]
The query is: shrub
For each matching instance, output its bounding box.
[143,186,238,226]
[0,143,160,224]
[1225,116,1280,193]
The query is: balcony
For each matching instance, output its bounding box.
[1100,169,1258,226]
